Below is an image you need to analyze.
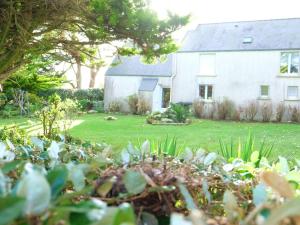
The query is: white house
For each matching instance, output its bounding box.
[104,18,300,113]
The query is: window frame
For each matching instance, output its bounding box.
[199,53,216,76]
[260,85,270,99]
[280,51,300,76]
[286,86,299,100]
[161,87,171,108]
[199,84,214,100]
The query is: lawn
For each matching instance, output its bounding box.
[68,113,300,159]
[1,113,300,158]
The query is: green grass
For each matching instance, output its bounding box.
[1,113,300,158]
[67,113,300,159]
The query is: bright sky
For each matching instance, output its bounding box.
[151,0,300,38]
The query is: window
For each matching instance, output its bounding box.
[199,54,216,75]
[162,88,171,108]
[260,85,269,98]
[287,86,299,99]
[280,52,300,74]
[243,37,253,44]
[199,85,213,100]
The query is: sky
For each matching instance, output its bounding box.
[151,0,300,38]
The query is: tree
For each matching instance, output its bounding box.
[3,54,66,115]
[0,0,189,82]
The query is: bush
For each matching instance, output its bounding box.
[193,100,205,118]
[108,100,122,113]
[92,101,104,113]
[261,102,273,122]
[0,125,28,144]
[128,94,139,114]
[290,106,300,123]
[275,102,285,122]
[244,100,258,121]
[38,88,104,101]
[1,104,19,118]
[216,98,235,120]
[231,106,243,121]
[165,103,189,123]
[137,97,150,115]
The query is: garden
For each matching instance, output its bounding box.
[1,1,300,225]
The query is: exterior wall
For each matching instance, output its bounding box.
[172,51,300,108]
[104,76,171,111]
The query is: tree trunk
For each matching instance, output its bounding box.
[89,65,100,88]
[75,58,82,89]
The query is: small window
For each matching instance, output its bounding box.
[162,88,171,108]
[260,85,269,98]
[199,54,216,75]
[287,86,299,99]
[243,37,253,44]
[199,85,213,100]
[280,52,300,74]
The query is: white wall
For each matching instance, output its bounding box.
[104,76,171,111]
[173,50,300,107]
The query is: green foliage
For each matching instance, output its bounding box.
[218,133,273,163]
[0,0,188,81]
[3,55,65,93]
[167,103,189,123]
[36,94,79,138]
[0,126,28,144]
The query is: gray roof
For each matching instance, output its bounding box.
[179,18,300,52]
[105,55,172,77]
[139,78,158,91]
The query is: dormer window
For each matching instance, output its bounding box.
[243,37,253,44]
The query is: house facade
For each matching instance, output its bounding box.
[104,18,300,113]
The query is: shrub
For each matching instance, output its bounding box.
[108,100,122,113]
[216,98,235,120]
[166,103,189,123]
[275,102,285,122]
[92,101,104,113]
[203,102,216,119]
[137,97,150,115]
[261,102,273,122]
[290,106,300,123]
[218,133,273,164]
[38,88,104,101]
[231,106,243,121]
[0,125,28,144]
[193,100,205,118]
[128,94,139,114]
[244,100,258,121]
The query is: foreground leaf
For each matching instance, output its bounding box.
[0,196,25,225]
[123,170,147,195]
[260,171,294,198]
[264,197,300,225]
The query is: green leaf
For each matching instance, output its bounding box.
[250,151,259,163]
[0,196,25,225]
[16,167,51,215]
[141,212,159,225]
[123,170,146,195]
[114,203,136,225]
[204,152,217,166]
[47,165,68,200]
[264,197,300,225]
[1,160,22,174]
[97,177,116,197]
[178,183,197,210]
[253,183,267,207]
[276,156,289,175]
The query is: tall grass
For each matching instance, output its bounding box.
[218,133,273,162]
[138,136,182,158]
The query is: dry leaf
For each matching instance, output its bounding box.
[260,171,294,198]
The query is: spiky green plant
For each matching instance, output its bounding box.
[218,133,273,163]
